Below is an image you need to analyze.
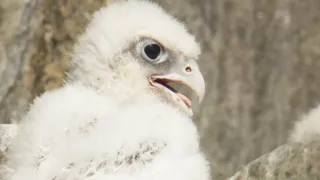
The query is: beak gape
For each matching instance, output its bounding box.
[149,64,205,116]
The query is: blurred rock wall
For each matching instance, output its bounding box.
[1,0,320,179]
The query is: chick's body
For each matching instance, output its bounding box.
[9,85,209,180]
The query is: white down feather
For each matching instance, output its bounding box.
[6,84,210,180]
[289,104,320,143]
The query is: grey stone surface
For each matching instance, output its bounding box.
[0,0,42,123]
[227,141,320,180]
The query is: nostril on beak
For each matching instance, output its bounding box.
[185,66,192,73]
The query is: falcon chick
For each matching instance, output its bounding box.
[6,0,210,180]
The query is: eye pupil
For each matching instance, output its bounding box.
[144,44,161,60]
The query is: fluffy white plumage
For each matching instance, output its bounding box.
[8,85,209,180]
[289,104,320,143]
[5,0,210,180]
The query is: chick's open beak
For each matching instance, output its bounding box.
[149,61,205,116]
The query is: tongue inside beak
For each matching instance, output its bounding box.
[176,93,192,108]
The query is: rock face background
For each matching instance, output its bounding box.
[1,0,320,179]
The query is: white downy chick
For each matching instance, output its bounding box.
[6,1,210,180]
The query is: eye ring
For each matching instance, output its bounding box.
[138,39,168,64]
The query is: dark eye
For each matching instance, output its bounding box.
[144,44,161,60]
[138,39,168,64]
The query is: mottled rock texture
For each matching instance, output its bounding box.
[1,0,320,179]
[228,141,320,180]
